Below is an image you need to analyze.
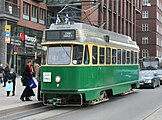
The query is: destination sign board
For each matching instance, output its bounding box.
[45,30,76,41]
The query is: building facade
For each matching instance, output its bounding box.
[136,0,162,58]
[46,0,142,41]
[0,0,46,74]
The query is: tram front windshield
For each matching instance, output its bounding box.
[47,45,83,65]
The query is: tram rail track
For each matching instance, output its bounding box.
[0,103,81,120]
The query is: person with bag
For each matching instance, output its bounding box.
[3,63,10,87]
[20,59,35,101]
[5,68,16,96]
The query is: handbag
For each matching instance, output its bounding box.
[5,80,13,91]
[28,78,37,89]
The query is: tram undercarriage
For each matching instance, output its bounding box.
[42,90,111,106]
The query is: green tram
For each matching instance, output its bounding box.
[40,23,140,106]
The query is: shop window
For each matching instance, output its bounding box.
[92,46,98,64]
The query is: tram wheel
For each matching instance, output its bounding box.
[100,91,107,100]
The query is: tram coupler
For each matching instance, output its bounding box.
[48,98,61,106]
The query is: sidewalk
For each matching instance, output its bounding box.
[0,76,41,115]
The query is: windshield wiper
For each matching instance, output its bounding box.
[60,45,70,58]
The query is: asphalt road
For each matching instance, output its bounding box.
[2,87,162,120]
[46,87,162,120]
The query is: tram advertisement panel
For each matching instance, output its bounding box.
[45,30,76,41]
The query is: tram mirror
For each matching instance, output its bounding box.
[104,35,109,42]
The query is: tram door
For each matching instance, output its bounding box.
[17,56,21,75]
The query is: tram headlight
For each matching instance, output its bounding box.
[55,76,61,83]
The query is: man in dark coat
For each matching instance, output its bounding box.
[20,60,34,101]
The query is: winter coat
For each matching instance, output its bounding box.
[6,72,16,85]
[21,65,32,86]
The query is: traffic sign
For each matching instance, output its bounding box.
[5,31,11,37]
[14,45,18,52]
[5,25,11,32]
[4,36,10,43]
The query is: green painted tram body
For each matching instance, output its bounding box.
[40,23,140,106]
[41,65,139,102]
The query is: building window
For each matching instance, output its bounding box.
[142,37,148,44]
[142,11,148,18]
[142,49,148,57]
[143,0,149,6]
[32,6,38,18]
[39,8,45,25]
[23,2,30,20]
[142,24,149,31]
[31,5,38,23]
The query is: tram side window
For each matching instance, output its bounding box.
[122,50,126,64]
[41,50,46,65]
[131,51,134,64]
[100,47,105,64]
[117,49,121,64]
[135,52,138,64]
[106,48,111,64]
[72,45,83,64]
[127,51,131,64]
[92,46,98,64]
[84,45,89,64]
[112,49,116,64]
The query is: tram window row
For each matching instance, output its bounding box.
[72,45,138,65]
[91,46,138,65]
[46,44,139,65]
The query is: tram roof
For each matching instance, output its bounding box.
[43,23,139,51]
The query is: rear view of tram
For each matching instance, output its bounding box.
[40,23,140,106]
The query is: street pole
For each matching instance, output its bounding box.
[14,52,16,73]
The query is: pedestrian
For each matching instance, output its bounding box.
[3,63,10,87]
[36,65,41,101]
[6,68,16,96]
[0,64,3,84]
[20,59,34,101]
